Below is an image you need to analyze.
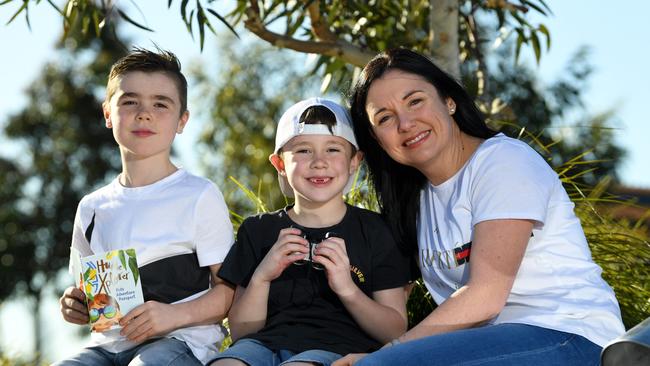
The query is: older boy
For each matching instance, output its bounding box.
[56,48,235,365]
[210,98,412,366]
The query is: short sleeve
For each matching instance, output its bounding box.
[470,140,556,227]
[217,220,260,287]
[366,214,413,291]
[68,198,93,275]
[194,182,234,267]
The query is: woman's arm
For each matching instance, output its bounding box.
[398,218,533,342]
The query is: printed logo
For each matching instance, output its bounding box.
[421,241,472,269]
[350,265,365,283]
[453,242,472,266]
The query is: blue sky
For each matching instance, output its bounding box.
[1,0,649,361]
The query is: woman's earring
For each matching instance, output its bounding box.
[449,106,456,115]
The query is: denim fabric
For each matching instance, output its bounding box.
[356,323,602,366]
[210,338,342,366]
[52,337,203,366]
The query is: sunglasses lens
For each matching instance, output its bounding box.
[103,305,117,319]
[89,308,99,322]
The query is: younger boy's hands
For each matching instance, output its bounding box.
[59,286,89,324]
[119,301,179,343]
[313,237,357,297]
[251,227,309,284]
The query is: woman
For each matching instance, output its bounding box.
[335,48,625,365]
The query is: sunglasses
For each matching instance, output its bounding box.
[293,231,340,270]
[89,304,117,323]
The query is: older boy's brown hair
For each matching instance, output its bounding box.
[105,47,188,115]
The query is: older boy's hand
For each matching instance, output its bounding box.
[59,286,89,325]
[251,227,309,284]
[313,237,357,297]
[332,353,368,366]
[119,301,180,343]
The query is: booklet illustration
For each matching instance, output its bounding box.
[71,248,144,332]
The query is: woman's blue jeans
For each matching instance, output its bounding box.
[356,323,602,366]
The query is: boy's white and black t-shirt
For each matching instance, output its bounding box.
[68,169,234,364]
[218,204,412,356]
[418,133,624,347]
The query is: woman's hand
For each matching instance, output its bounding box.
[333,353,368,366]
[250,227,308,284]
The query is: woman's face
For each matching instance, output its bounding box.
[364,69,458,173]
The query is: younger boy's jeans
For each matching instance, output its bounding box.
[52,337,202,366]
[356,323,602,366]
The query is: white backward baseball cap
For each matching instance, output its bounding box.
[273,97,359,197]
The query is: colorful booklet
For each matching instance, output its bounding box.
[71,248,144,332]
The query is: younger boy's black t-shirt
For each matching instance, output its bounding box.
[218,204,412,355]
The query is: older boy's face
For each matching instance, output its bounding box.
[278,134,361,205]
[103,71,188,162]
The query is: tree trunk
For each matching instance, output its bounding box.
[429,0,460,78]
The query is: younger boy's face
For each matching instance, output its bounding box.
[271,134,362,205]
[103,71,188,162]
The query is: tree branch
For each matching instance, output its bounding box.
[307,1,337,42]
[244,2,375,67]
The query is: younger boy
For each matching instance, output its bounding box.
[211,98,412,366]
[56,48,235,365]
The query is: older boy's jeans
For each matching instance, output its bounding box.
[355,323,602,366]
[52,337,202,366]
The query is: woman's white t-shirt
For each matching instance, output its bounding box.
[418,134,624,347]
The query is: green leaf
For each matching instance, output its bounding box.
[197,3,206,50]
[286,12,305,36]
[117,9,153,32]
[5,1,28,25]
[92,10,100,35]
[536,0,553,15]
[128,256,139,285]
[538,23,551,50]
[81,12,90,34]
[186,9,195,37]
[228,176,269,213]
[83,267,93,282]
[118,250,127,270]
[521,0,547,16]
[530,31,541,64]
[180,0,190,22]
[44,0,64,16]
[514,29,525,65]
[206,8,238,38]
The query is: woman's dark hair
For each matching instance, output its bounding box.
[349,48,497,254]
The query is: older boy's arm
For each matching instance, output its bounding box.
[119,263,235,343]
